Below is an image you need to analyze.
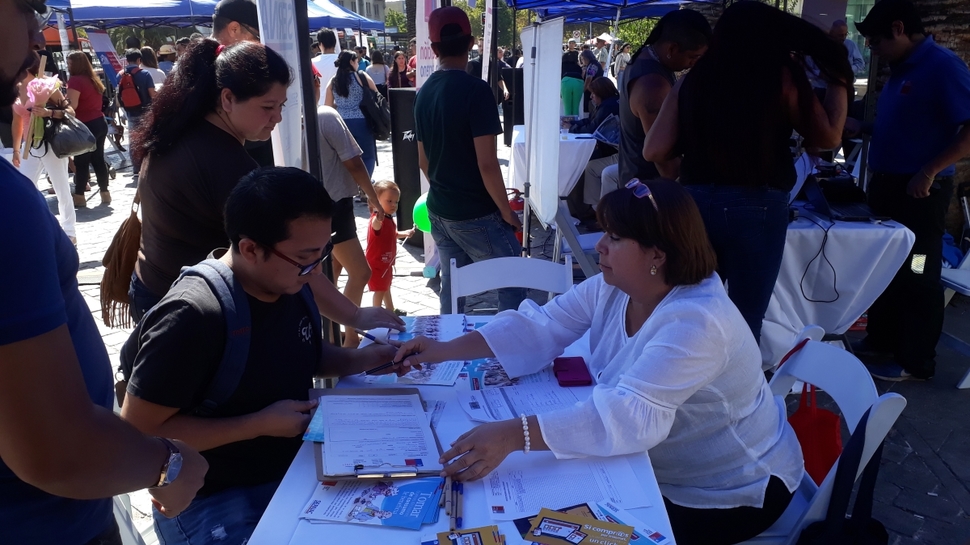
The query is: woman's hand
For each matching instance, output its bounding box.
[393,335,448,367]
[439,420,523,481]
[352,306,405,332]
[12,149,20,168]
[29,106,49,118]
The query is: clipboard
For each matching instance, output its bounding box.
[309,387,445,481]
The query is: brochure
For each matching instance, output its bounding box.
[524,508,633,545]
[299,477,444,530]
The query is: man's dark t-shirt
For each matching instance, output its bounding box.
[125,275,320,496]
[414,70,503,221]
[136,121,258,297]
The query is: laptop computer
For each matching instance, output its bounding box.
[801,175,889,222]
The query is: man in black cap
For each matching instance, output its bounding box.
[0,2,207,543]
[212,0,260,46]
[848,0,970,381]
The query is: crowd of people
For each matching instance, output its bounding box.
[2,0,970,544]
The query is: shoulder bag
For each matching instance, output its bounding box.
[46,112,97,158]
[355,71,391,141]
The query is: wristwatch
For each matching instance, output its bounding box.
[152,437,183,488]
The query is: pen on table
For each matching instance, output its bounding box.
[354,328,388,345]
[456,482,464,529]
[444,476,453,516]
[364,361,396,375]
[449,480,458,530]
[439,477,447,508]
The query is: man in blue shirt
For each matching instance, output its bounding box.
[119,48,156,183]
[847,0,970,381]
[0,2,206,543]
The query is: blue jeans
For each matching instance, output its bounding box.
[344,117,376,177]
[154,480,279,545]
[430,210,526,314]
[686,186,790,344]
[128,271,163,323]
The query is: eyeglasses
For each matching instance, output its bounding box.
[239,22,260,41]
[625,178,659,212]
[270,240,334,276]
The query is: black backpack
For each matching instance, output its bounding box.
[115,259,321,416]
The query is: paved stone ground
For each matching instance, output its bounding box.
[55,137,970,544]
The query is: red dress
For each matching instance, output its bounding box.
[366,212,397,292]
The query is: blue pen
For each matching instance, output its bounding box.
[456,482,464,529]
[354,328,388,345]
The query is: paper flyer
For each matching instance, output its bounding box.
[457,384,580,422]
[457,358,557,390]
[350,315,468,386]
[437,525,505,545]
[513,502,670,545]
[300,478,444,530]
[524,508,633,545]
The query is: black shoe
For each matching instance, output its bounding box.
[849,338,892,359]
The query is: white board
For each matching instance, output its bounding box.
[521,17,565,225]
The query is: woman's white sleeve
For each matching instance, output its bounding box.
[477,279,599,378]
[537,306,729,458]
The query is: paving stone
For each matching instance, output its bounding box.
[894,487,962,523]
[874,499,925,537]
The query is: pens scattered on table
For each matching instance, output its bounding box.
[355,328,388,345]
[449,479,458,530]
[439,477,447,508]
[444,476,453,518]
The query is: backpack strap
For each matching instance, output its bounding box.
[177,259,251,417]
[298,284,323,366]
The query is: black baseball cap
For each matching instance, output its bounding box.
[855,0,924,37]
[213,0,259,29]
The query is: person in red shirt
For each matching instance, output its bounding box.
[65,51,111,207]
[366,181,414,314]
[407,37,417,85]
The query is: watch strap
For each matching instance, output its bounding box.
[153,437,180,488]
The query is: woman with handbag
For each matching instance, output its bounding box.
[325,51,379,177]
[126,39,291,321]
[12,59,77,244]
[66,51,111,208]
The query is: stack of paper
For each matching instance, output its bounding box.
[422,525,507,545]
[513,502,670,545]
[300,478,445,530]
[353,315,469,386]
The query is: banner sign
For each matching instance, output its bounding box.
[85,30,123,86]
[257,0,306,170]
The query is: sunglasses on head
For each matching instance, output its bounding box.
[625,178,659,212]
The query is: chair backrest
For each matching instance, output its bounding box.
[780,393,907,545]
[449,255,573,315]
[769,340,878,434]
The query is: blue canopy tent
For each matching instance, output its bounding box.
[57,0,382,30]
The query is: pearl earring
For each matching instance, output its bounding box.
[650,265,657,276]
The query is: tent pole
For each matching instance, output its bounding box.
[606,7,620,75]
[67,8,79,50]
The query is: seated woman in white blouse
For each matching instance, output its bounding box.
[393,179,804,545]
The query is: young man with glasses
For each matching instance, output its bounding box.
[0,2,207,544]
[120,167,400,544]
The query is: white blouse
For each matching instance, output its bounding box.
[478,273,803,509]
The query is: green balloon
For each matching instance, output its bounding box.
[412,192,432,233]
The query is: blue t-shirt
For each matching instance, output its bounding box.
[413,69,503,221]
[869,36,970,176]
[0,159,114,543]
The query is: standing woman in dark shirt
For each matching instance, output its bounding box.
[645,1,852,344]
[129,39,290,320]
[65,51,110,207]
[387,50,412,89]
[579,49,603,115]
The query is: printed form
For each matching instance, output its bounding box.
[320,394,443,476]
[484,456,650,520]
[457,383,581,422]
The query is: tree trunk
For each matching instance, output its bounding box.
[911,0,970,237]
[406,0,416,37]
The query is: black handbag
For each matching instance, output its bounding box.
[796,407,889,545]
[45,112,97,158]
[355,71,391,141]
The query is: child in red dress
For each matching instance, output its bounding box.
[366,181,414,313]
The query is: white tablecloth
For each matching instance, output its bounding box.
[761,206,916,366]
[250,325,673,545]
[508,125,598,197]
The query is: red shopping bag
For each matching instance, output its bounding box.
[789,383,843,485]
[777,339,843,486]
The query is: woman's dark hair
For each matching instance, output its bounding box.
[589,77,618,101]
[134,39,291,162]
[371,50,385,65]
[596,179,716,286]
[67,51,105,94]
[140,47,159,69]
[389,51,407,87]
[332,51,358,98]
[225,167,334,251]
[630,9,712,64]
[679,2,853,178]
[579,49,598,68]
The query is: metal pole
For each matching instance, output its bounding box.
[67,8,79,50]
[294,0,336,343]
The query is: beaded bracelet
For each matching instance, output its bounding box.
[520,414,531,454]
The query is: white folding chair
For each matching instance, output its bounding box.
[941,196,970,388]
[739,341,907,545]
[449,255,573,315]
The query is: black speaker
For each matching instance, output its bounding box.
[389,88,423,248]
[501,67,525,147]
